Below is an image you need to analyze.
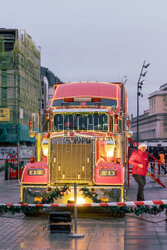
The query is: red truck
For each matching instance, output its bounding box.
[21,81,131,205]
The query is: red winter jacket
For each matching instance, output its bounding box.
[129,150,149,176]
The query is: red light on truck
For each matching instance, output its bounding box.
[92,98,101,102]
[64,98,74,102]
[30,157,35,163]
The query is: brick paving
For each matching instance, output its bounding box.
[0,171,167,249]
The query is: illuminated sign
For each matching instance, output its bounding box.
[0,108,10,121]
[53,113,108,131]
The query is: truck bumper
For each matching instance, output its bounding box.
[21,185,125,204]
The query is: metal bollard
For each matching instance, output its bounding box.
[69,182,84,238]
[5,161,9,180]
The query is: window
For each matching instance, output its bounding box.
[42,100,44,109]
[52,98,117,107]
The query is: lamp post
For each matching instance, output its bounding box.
[38,98,41,131]
[136,60,150,145]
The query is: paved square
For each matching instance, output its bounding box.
[0,171,167,249]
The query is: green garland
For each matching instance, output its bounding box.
[5,161,24,170]
[0,161,24,173]
[0,202,167,216]
[0,186,167,216]
[26,185,69,215]
[80,187,101,203]
[80,187,167,216]
[26,185,70,203]
[0,204,41,215]
[0,185,70,215]
[41,185,70,204]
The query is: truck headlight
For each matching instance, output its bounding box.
[107,149,114,158]
[106,140,115,158]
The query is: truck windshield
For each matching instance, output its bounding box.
[52,98,117,107]
[53,113,108,131]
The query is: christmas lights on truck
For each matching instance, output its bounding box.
[20,81,132,205]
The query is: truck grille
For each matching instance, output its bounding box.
[50,137,93,184]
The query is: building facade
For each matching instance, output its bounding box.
[0,28,41,144]
[131,83,167,146]
[40,67,62,130]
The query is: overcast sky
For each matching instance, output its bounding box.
[1,0,167,116]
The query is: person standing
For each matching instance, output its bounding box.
[129,143,150,201]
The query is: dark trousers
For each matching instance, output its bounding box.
[161,164,167,174]
[133,174,146,201]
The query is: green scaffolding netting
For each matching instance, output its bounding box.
[0,51,14,69]
[0,31,41,142]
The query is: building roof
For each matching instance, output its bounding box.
[149,83,167,99]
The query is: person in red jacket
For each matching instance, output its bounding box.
[129,143,150,201]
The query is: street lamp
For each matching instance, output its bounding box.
[136,61,150,145]
[38,98,42,131]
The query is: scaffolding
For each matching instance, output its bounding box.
[0,29,41,143]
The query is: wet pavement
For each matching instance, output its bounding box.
[0,172,167,249]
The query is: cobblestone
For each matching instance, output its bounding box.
[0,172,167,249]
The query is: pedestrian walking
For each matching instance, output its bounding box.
[148,147,154,173]
[129,143,150,201]
[159,151,166,174]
